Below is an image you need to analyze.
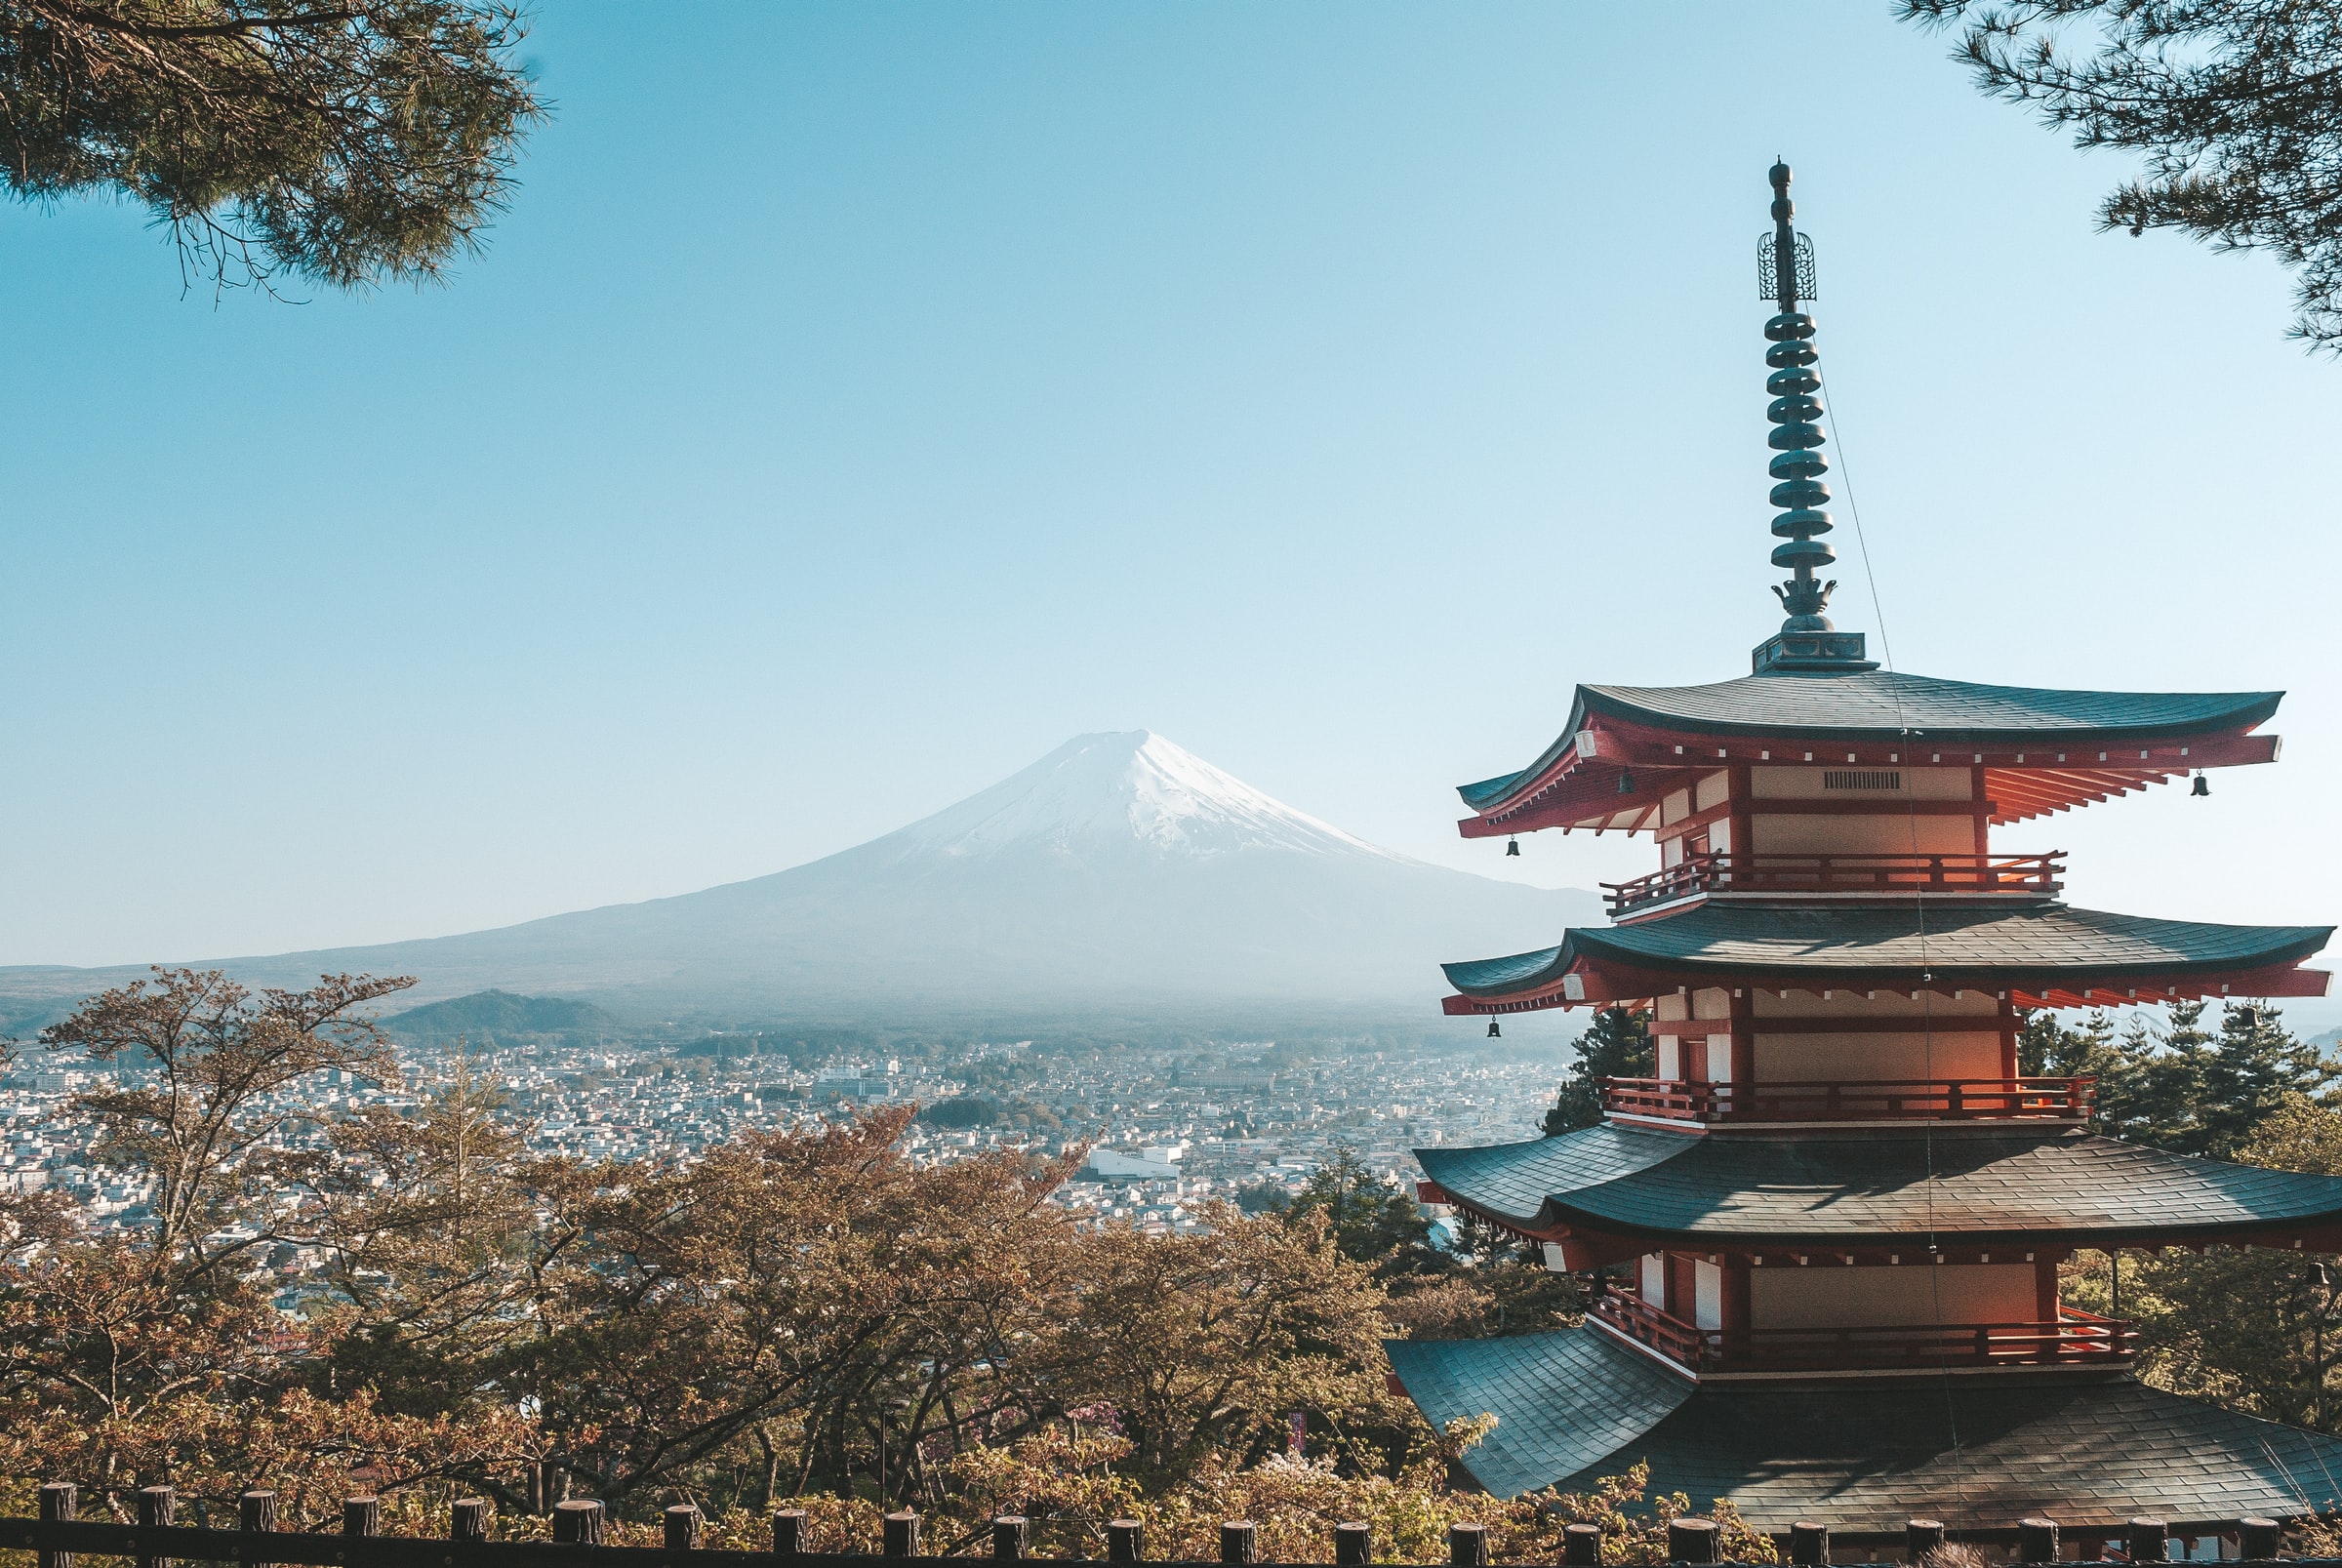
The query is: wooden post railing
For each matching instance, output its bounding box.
[0,1493,2315,1565]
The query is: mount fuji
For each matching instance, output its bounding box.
[0,733,1600,1026]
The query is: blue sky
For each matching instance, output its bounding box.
[6,4,2339,990]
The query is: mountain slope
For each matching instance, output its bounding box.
[0,732,1600,1024]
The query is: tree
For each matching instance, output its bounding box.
[1900,0,2342,348]
[0,0,543,293]
[2113,1095,2342,1432]
[1279,1145,1436,1275]
[1543,1007,1652,1135]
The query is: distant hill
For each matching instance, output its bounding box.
[0,732,1601,1028]
[382,989,621,1044]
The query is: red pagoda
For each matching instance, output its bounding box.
[1387,164,2342,1534]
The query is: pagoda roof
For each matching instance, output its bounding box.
[1439,903,2332,1014]
[1461,671,2281,815]
[1414,1124,2342,1249]
[1388,1328,2342,1526]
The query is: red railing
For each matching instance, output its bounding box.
[1590,1286,2136,1374]
[1603,851,2065,915]
[1601,1076,2095,1123]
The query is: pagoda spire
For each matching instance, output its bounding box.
[1751,160,1875,675]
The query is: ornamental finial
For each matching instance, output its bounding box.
[1750,161,1875,674]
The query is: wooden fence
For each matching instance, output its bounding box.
[0,1484,2322,1567]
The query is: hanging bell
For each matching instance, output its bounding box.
[2191,771,2210,797]
[1506,836,1520,858]
[1486,1019,1502,1038]
[1616,766,1637,795]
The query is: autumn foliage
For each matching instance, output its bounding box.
[0,970,1754,1561]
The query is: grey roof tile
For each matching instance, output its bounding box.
[1416,1126,2342,1244]
[1393,1331,2342,1528]
[1442,904,2332,998]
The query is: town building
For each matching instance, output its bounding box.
[1389,163,2342,1536]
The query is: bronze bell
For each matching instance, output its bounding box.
[2192,771,2210,797]
[1486,1019,1502,1038]
[1617,766,1637,795]
[1506,836,1520,857]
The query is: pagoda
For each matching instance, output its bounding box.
[1388,164,2342,1535]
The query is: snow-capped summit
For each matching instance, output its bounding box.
[876,731,1392,864]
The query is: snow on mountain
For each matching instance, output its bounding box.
[0,732,1602,1025]
[874,731,1391,864]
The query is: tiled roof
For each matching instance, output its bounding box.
[1381,1329,1690,1502]
[1415,1126,2342,1245]
[1458,671,2280,812]
[1582,670,2281,742]
[1394,1329,2342,1526]
[1440,905,2333,998]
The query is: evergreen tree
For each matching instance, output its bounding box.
[1280,1143,1437,1275]
[1900,0,2342,349]
[1543,1007,1653,1136]
[0,0,543,293]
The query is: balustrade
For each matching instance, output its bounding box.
[1590,1285,2135,1374]
[1602,1075,2095,1124]
[1603,852,2065,916]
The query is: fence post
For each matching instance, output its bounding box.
[772,1509,807,1560]
[1668,1517,1717,1565]
[552,1501,605,1547]
[1107,1519,1144,1564]
[2018,1519,2058,1564]
[883,1511,918,1559]
[1790,1521,1829,1565]
[990,1516,1027,1562]
[240,1491,276,1568]
[1219,1521,1257,1566]
[452,1500,490,1545]
[1562,1523,1601,1566]
[666,1507,702,1553]
[2126,1519,2168,1562]
[1907,1518,1946,1560]
[138,1484,175,1568]
[38,1480,75,1568]
[1448,1523,1488,1567]
[344,1500,381,1539]
[1334,1522,1372,1566]
[2239,1518,2282,1560]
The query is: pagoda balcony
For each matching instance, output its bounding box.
[1602,851,2065,917]
[1589,1285,2136,1376]
[1601,1075,2096,1125]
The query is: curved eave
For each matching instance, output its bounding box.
[1437,906,2334,1016]
[1417,1127,2342,1254]
[1393,1329,2342,1524]
[1576,679,2282,747]
[1456,678,2284,836]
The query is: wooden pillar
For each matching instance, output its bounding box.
[1448,1524,1489,1567]
[1789,1522,1829,1565]
[772,1509,807,1560]
[1971,765,1990,856]
[2017,1519,2059,1563]
[240,1491,276,1568]
[1669,1518,1718,1565]
[991,1517,1028,1562]
[38,1480,74,1568]
[1107,1520,1144,1563]
[1333,1524,1371,1567]
[343,1500,380,1539]
[1999,998,2020,1079]
[1731,988,1756,1094]
[1219,1522,1257,1565]
[1562,1524,1602,1566]
[137,1485,175,1568]
[2036,1252,2062,1324]
[882,1511,918,1558]
[552,1501,605,1547]
[451,1500,490,1544]
[2240,1518,2281,1559]
[666,1506,703,1553]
